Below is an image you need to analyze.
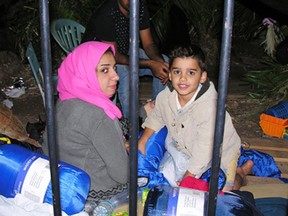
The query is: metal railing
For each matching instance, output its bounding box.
[39,0,235,215]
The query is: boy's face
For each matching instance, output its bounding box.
[169,57,207,103]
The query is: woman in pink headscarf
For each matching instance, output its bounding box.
[43,41,129,202]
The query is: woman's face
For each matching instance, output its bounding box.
[96,51,119,96]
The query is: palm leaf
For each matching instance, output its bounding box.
[233,1,263,40]
[149,0,173,45]
[244,60,288,99]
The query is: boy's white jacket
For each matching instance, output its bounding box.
[142,82,241,177]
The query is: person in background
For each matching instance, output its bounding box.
[138,45,241,191]
[42,41,129,202]
[82,0,169,119]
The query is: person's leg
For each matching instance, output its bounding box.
[138,49,167,99]
[116,64,130,118]
[223,151,241,191]
[233,160,254,190]
[118,49,167,118]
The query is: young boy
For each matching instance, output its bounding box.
[138,45,241,191]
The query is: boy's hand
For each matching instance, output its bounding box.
[138,141,146,155]
[183,170,195,179]
[143,100,155,116]
[138,127,155,155]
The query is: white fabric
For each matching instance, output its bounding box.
[2,99,13,108]
[159,136,190,187]
[0,194,88,216]
[3,87,26,98]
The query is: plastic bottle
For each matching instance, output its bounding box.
[93,189,143,216]
[84,200,97,215]
[93,199,116,216]
[143,184,262,216]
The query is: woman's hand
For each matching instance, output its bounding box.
[125,141,130,154]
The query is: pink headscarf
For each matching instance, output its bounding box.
[57,41,122,120]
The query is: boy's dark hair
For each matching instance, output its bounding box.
[169,45,206,72]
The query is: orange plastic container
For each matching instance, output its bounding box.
[259,113,288,138]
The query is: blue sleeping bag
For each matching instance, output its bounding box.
[144,185,263,216]
[0,144,90,215]
[255,197,288,216]
[138,127,169,188]
[138,128,286,189]
[238,147,282,178]
[137,127,226,189]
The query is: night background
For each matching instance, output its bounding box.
[0,0,288,118]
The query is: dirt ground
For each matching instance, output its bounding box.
[0,39,287,177]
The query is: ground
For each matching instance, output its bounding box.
[0,39,287,179]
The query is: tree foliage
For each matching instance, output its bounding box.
[6,0,287,100]
[4,0,264,74]
[244,59,288,100]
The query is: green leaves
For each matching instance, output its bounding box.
[244,60,288,100]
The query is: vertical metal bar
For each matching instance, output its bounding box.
[129,0,140,215]
[39,1,62,215]
[207,0,235,215]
